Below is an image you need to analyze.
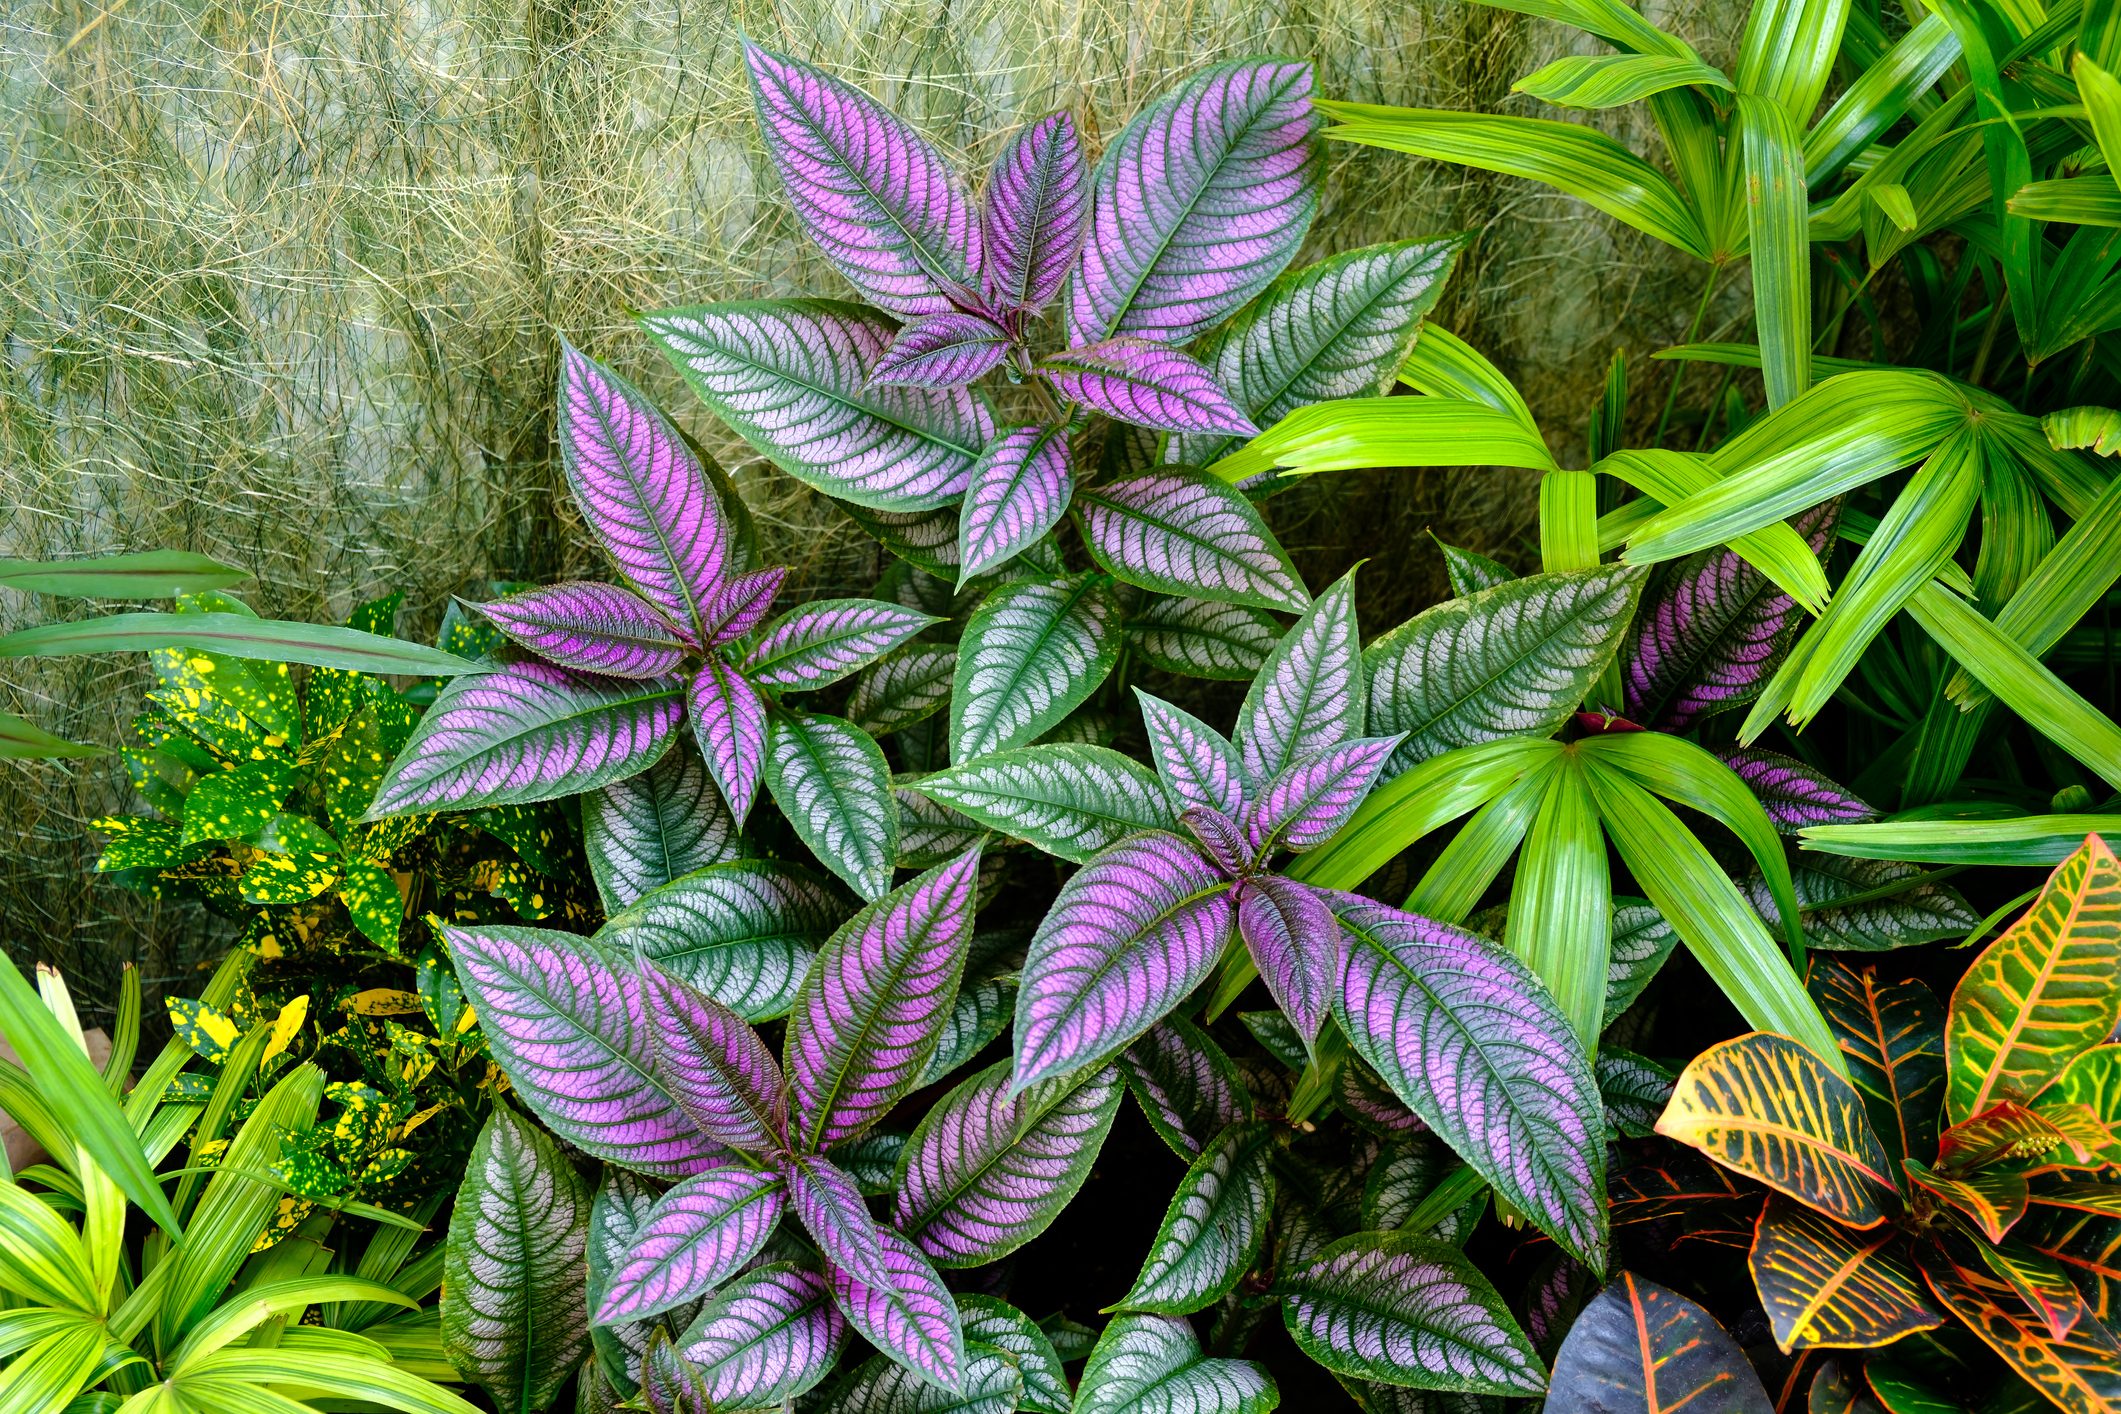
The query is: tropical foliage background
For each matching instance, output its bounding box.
[4,0,2121,1410]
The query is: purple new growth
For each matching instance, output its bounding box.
[981,112,1090,326]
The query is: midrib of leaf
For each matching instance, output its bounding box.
[1782,1227,1893,1339]
[582,393,713,642]
[995,138,1066,312]
[801,889,954,1150]
[1856,972,1924,1172]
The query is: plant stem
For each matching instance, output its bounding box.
[1653,260,1723,448]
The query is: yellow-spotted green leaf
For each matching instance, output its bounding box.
[1946,835,2121,1125]
[1748,1196,1940,1352]
[1658,1033,1898,1227]
[1904,1160,2027,1243]
[1548,1272,1773,1413]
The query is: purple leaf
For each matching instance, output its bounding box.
[743,599,938,691]
[1079,469,1309,614]
[677,1264,848,1408]
[1013,832,1238,1089]
[827,1221,968,1392]
[785,850,981,1151]
[1119,1017,1253,1159]
[369,661,681,817]
[894,1060,1124,1266]
[700,566,787,649]
[559,342,728,642]
[1244,735,1403,853]
[587,1171,700,1388]
[981,111,1090,320]
[472,581,687,678]
[688,659,766,827]
[640,962,788,1152]
[1135,691,1246,819]
[1237,875,1341,1044]
[1713,746,1878,835]
[872,312,1013,388]
[593,1166,785,1324]
[1331,895,1608,1271]
[1179,806,1252,878]
[762,709,899,900]
[1237,571,1363,784]
[957,425,1073,585]
[782,1151,893,1286]
[1338,1058,1428,1142]
[440,922,724,1176]
[1039,339,1259,437]
[743,44,980,316]
[1069,60,1320,346]
[643,301,995,512]
[1624,499,1839,730]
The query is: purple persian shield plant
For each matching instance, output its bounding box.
[980,111,1089,328]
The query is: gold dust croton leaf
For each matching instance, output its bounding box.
[338,861,407,954]
[1947,834,2121,1127]
[239,816,343,904]
[166,997,244,1064]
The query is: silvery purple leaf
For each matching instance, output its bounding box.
[1078,469,1310,614]
[637,1331,715,1414]
[821,1341,1024,1414]
[441,922,723,1176]
[981,111,1090,320]
[1712,746,1878,835]
[1013,832,1238,1089]
[700,565,787,649]
[1117,1120,1277,1315]
[599,858,846,1022]
[1237,875,1341,1044]
[593,1166,785,1324]
[871,312,1013,388]
[472,581,687,679]
[1624,500,1839,730]
[763,708,899,900]
[1039,340,1259,437]
[1135,691,1246,819]
[368,662,682,817]
[783,1150,894,1288]
[559,342,728,642]
[1331,895,1608,1271]
[826,1222,968,1392]
[893,1060,1123,1266]
[677,1264,847,1408]
[744,44,980,316]
[1179,806,1252,878]
[785,850,981,1151]
[951,573,1124,761]
[1338,1057,1428,1143]
[1069,60,1320,346]
[1743,854,1978,951]
[1126,596,1280,681]
[587,1171,700,1391]
[643,301,995,512]
[1237,571,1363,784]
[1120,1016,1253,1159]
[1073,1312,1277,1414]
[688,658,766,827]
[582,748,743,913]
[640,962,789,1152]
[1244,735,1403,853]
[957,425,1073,585]
[743,599,938,691]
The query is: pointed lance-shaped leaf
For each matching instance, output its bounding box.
[677,1264,849,1409]
[894,1060,1124,1266]
[827,1220,968,1392]
[1716,747,1878,835]
[1605,899,1679,1024]
[1657,1032,1898,1227]
[1749,1195,1940,1353]
[743,599,938,691]
[598,857,846,1022]
[871,312,1013,389]
[1238,571,1364,784]
[1039,340,1259,437]
[1070,60,1320,346]
[1079,469,1310,614]
[689,657,766,828]
[442,1106,593,1413]
[850,644,955,737]
[1947,834,2121,1125]
[908,744,1173,864]
[582,748,743,913]
[822,1342,1025,1414]
[1126,595,1280,681]
[957,424,1073,584]
[586,1170,698,1391]
[700,565,787,649]
[472,582,688,678]
[744,44,980,315]
[1136,690,1247,820]
[1115,1120,1277,1315]
[1237,876,1340,1045]
[1120,1016,1253,1160]
[982,110,1090,319]
[763,708,899,900]
[1013,832,1238,1089]
[368,662,682,817]
[1807,957,1945,1178]
[594,1166,785,1325]
[1548,1273,1773,1414]
[786,849,981,1152]
[1073,1312,1278,1414]
[1748,856,1978,954]
[440,923,724,1175]
[640,961,789,1152]
[1280,1230,1546,1394]
[558,342,727,642]
[1366,564,1644,778]
[1330,894,1609,1270]
[644,300,995,512]
[958,1295,1072,1414]
[1246,735,1403,853]
[1181,805,1253,879]
[951,572,1124,761]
